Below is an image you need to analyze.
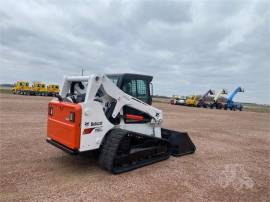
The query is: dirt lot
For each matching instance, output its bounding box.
[0,94,269,202]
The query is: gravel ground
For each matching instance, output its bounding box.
[0,94,269,202]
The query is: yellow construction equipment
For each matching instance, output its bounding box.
[185,95,201,107]
[12,81,30,95]
[30,82,47,96]
[47,84,60,96]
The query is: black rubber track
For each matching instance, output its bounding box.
[98,129,170,174]
[98,129,127,172]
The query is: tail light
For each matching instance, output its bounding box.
[48,106,53,116]
[69,112,75,122]
[83,128,93,135]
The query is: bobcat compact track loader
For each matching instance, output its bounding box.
[47,74,196,174]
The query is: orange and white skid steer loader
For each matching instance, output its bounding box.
[47,74,196,173]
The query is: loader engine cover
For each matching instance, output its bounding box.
[47,100,82,150]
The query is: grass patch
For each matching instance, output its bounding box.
[243,103,270,113]
[0,88,12,94]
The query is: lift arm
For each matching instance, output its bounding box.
[61,74,162,123]
[213,89,228,102]
[227,86,244,103]
[200,89,214,101]
[95,75,162,122]
[196,89,214,107]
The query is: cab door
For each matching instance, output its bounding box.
[121,79,151,104]
[120,78,152,123]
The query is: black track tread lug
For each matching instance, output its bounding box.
[98,129,127,171]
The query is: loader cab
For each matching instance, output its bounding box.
[60,74,153,105]
[17,81,29,87]
[107,74,153,105]
[19,82,29,86]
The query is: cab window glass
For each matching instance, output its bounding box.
[111,79,118,85]
[136,80,147,102]
[122,80,137,97]
[122,79,148,103]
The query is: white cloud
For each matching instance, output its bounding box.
[0,0,269,104]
